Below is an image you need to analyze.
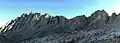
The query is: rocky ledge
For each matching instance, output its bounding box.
[0,10,120,43]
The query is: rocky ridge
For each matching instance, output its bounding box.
[0,10,120,43]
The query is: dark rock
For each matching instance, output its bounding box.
[0,10,120,43]
[108,13,117,23]
[88,10,110,29]
[89,10,109,23]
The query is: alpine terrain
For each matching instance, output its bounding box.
[0,10,120,43]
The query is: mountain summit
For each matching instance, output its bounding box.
[0,10,120,43]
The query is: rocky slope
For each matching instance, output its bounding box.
[0,10,120,43]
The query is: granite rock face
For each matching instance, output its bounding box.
[0,10,120,43]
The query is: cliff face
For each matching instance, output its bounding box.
[0,10,120,43]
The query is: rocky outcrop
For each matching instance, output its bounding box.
[108,13,117,23]
[88,10,110,29]
[0,10,120,43]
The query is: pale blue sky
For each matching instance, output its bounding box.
[0,0,120,27]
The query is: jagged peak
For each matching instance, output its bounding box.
[20,12,52,19]
[93,10,108,15]
[44,13,52,18]
[34,13,41,16]
[50,15,67,21]
[89,10,109,19]
[107,12,117,23]
[112,12,117,15]
[55,15,67,19]
[111,12,117,17]
[94,10,106,13]
[21,13,28,17]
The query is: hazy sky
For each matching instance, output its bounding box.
[0,0,120,27]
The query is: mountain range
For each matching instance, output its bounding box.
[0,10,120,43]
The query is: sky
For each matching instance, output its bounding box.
[0,0,120,27]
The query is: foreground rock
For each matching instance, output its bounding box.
[0,10,120,43]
